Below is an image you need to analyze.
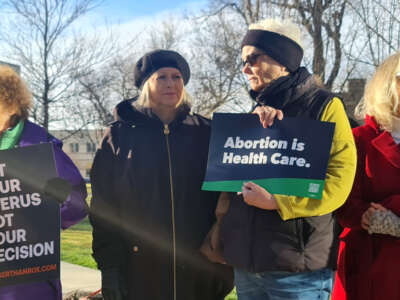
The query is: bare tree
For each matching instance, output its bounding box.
[207,0,348,90]
[189,13,252,116]
[276,0,347,89]
[206,0,278,25]
[0,0,116,129]
[147,18,182,50]
[74,52,139,127]
[346,0,400,67]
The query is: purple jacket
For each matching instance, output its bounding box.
[0,121,88,300]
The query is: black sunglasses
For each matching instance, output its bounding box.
[242,53,264,67]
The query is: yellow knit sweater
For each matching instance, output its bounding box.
[275,97,357,220]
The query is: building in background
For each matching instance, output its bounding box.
[50,129,105,180]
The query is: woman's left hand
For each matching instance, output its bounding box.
[361,203,388,230]
[361,207,376,230]
[370,202,387,212]
[241,181,278,210]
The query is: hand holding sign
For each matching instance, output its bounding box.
[252,106,283,128]
[43,178,72,205]
[241,182,278,210]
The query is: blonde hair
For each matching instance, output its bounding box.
[355,51,400,132]
[249,18,303,50]
[136,77,192,108]
[0,65,32,119]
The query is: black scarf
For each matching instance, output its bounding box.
[250,67,311,110]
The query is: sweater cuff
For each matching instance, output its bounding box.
[275,195,294,221]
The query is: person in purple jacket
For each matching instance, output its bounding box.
[0,65,88,299]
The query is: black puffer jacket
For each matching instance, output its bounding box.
[90,99,233,300]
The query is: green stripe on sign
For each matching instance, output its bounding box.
[202,178,325,199]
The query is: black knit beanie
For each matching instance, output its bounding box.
[134,49,190,88]
[241,29,303,72]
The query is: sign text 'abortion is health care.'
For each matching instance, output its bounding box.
[0,143,60,287]
[202,113,335,199]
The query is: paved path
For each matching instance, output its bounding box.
[61,261,101,296]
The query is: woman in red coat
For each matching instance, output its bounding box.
[332,51,400,300]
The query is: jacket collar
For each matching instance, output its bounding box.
[113,98,191,130]
[366,115,400,168]
[18,120,48,146]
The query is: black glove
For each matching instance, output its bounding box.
[43,177,72,204]
[101,268,128,300]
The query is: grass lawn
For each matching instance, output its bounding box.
[61,217,97,269]
[61,184,96,268]
[225,289,237,300]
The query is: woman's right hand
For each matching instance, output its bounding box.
[252,106,283,128]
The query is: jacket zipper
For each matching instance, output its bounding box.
[164,124,177,300]
[296,219,305,251]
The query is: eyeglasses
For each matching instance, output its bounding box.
[242,53,264,67]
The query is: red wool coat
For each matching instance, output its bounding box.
[332,116,400,300]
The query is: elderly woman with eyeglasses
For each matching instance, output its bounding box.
[217,19,357,300]
[332,52,400,300]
